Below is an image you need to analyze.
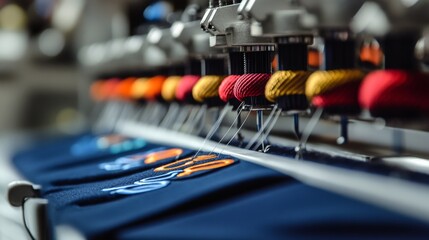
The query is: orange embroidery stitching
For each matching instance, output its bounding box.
[177,159,235,177]
[144,148,183,164]
[154,154,217,172]
[102,135,127,145]
[103,154,236,195]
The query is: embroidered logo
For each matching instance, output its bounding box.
[99,147,184,171]
[102,154,235,195]
[71,134,146,156]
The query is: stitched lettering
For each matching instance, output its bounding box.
[154,154,217,172]
[177,159,235,177]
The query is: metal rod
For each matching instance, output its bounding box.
[392,129,404,154]
[293,113,301,139]
[256,110,265,151]
[236,108,244,145]
[337,115,349,145]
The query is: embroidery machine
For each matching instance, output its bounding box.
[5,0,429,239]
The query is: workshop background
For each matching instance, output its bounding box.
[0,0,184,132]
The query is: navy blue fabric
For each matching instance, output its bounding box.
[10,135,429,240]
[13,132,94,166]
[34,147,195,189]
[12,133,153,182]
[119,182,429,240]
[45,159,290,239]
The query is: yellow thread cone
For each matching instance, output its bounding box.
[265,71,311,102]
[192,75,225,103]
[131,78,149,100]
[305,70,365,100]
[162,76,182,102]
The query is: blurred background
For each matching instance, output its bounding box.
[0,0,189,132]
